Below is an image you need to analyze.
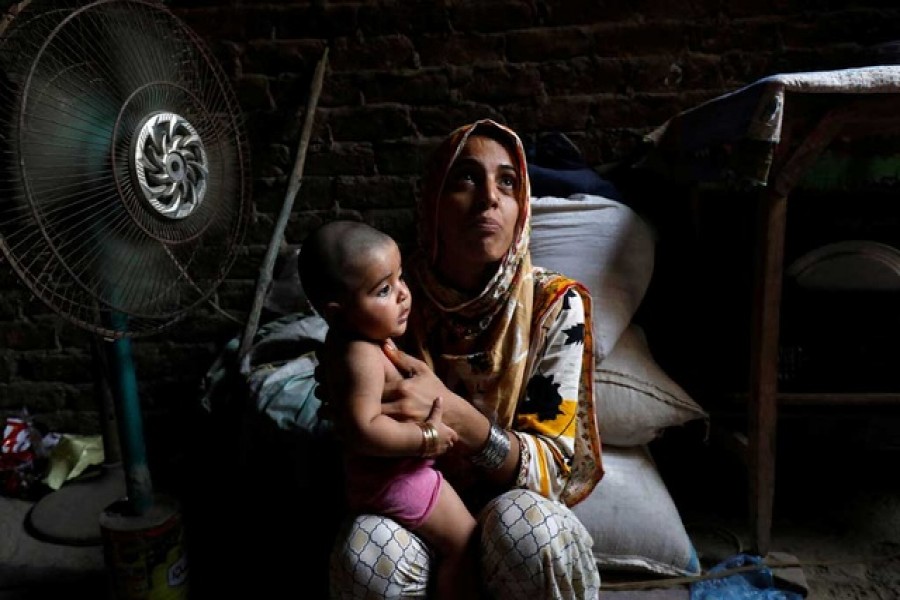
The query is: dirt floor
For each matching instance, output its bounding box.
[654,412,900,600]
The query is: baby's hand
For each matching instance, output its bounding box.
[426,396,458,455]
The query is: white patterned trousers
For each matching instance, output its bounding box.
[329,489,600,599]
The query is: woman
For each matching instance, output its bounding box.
[328,120,604,599]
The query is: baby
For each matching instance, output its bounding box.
[298,220,478,600]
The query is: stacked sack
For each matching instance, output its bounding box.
[530,193,708,578]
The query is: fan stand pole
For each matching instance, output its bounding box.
[106,332,154,516]
[26,337,128,545]
[28,325,155,544]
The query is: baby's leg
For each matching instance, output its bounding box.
[414,481,479,600]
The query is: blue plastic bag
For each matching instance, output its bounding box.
[690,554,804,600]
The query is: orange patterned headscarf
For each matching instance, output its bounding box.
[406,120,534,426]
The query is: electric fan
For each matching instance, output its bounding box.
[0,0,250,544]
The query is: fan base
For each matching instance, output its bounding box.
[27,463,126,546]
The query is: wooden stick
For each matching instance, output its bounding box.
[238,46,329,363]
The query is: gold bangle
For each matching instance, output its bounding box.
[417,421,439,457]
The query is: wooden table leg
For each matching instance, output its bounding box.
[747,189,788,556]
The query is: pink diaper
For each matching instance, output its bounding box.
[346,459,443,529]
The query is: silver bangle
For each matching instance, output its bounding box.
[470,422,510,470]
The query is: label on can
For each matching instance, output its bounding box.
[101,496,189,600]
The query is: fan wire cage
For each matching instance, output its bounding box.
[0,0,250,339]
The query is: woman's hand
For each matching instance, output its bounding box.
[381,339,452,423]
[382,340,489,451]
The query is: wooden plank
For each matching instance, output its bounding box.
[746,187,787,556]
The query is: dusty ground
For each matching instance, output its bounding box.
[654,414,900,600]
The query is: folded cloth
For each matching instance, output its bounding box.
[525,131,623,200]
[690,553,804,600]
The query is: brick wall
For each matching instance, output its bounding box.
[2,0,899,461]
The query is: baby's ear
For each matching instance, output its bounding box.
[322,300,342,322]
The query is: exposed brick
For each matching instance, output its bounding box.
[284,210,363,245]
[333,176,417,210]
[592,20,689,57]
[328,105,415,141]
[31,409,100,436]
[417,33,505,67]
[16,350,92,384]
[254,175,335,214]
[720,50,777,87]
[173,7,246,41]
[770,45,869,73]
[243,5,359,39]
[241,39,328,77]
[18,295,59,320]
[375,140,435,176]
[625,55,725,93]
[162,314,240,347]
[67,383,101,413]
[235,74,276,111]
[0,353,12,384]
[55,323,94,351]
[360,70,452,105]
[0,289,24,320]
[459,63,543,102]
[720,0,783,18]
[503,95,595,133]
[0,322,57,351]
[214,279,257,313]
[411,104,505,137]
[6,0,894,474]
[224,247,264,281]
[296,176,338,211]
[363,209,417,250]
[679,54,728,90]
[131,342,218,384]
[320,72,366,107]
[0,265,21,289]
[330,35,419,72]
[449,0,536,34]
[358,2,453,37]
[591,93,683,130]
[305,142,377,176]
[782,9,900,48]
[271,73,333,113]
[540,0,635,26]
[0,382,67,412]
[539,57,625,97]
[506,27,594,63]
[687,18,783,55]
[619,0,721,20]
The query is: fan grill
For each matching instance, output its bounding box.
[0,0,250,338]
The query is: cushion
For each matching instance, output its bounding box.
[530,194,656,362]
[573,444,701,577]
[596,324,708,446]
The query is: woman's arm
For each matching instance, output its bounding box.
[331,340,457,457]
[381,341,522,486]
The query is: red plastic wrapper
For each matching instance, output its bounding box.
[0,413,48,499]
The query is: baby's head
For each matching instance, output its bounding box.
[298,220,411,341]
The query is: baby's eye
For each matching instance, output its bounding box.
[376,284,391,298]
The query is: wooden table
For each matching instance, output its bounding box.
[643,66,900,555]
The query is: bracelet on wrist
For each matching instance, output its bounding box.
[417,421,440,457]
[470,422,510,470]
